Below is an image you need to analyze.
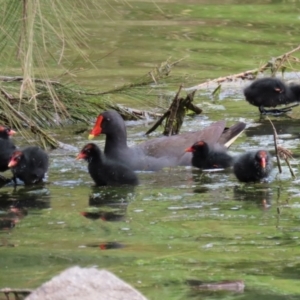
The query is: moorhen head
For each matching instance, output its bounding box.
[88,110,246,171]
[0,126,16,139]
[186,140,233,169]
[8,146,49,185]
[233,150,273,182]
[0,126,17,173]
[76,143,139,186]
[244,77,299,115]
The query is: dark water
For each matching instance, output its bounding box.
[1,1,300,300]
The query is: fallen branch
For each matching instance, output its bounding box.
[0,76,60,85]
[145,86,202,136]
[186,44,300,92]
[0,287,32,299]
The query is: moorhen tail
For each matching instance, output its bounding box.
[244,77,300,115]
[186,140,233,169]
[0,126,16,173]
[88,110,246,171]
[8,146,49,185]
[233,150,273,182]
[76,143,139,186]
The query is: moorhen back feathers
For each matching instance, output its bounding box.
[88,110,246,171]
[8,146,49,185]
[244,77,300,114]
[76,143,138,186]
[186,140,233,169]
[233,150,273,182]
[0,126,16,172]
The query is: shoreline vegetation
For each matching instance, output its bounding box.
[1,45,299,148]
[0,1,300,148]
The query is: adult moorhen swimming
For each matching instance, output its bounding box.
[0,126,17,173]
[233,150,273,182]
[185,140,233,169]
[76,143,139,186]
[8,146,49,185]
[88,110,246,171]
[244,77,300,115]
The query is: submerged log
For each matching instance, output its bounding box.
[187,279,245,293]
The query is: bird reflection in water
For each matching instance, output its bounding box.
[81,186,135,223]
[0,186,50,233]
[233,186,273,209]
[80,186,135,251]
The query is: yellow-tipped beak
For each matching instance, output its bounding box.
[88,134,95,140]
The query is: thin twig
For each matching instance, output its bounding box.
[266,117,282,173]
[267,117,295,178]
[145,110,170,135]
[186,44,300,91]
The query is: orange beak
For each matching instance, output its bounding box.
[185,147,194,153]
[76,152,86,160]
[9,129,16,136]
[89,115,103,139]
[8,159,17,168]
[260,157,266,169]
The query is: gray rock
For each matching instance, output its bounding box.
[26,266,147,300]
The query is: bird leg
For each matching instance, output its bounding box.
[259,103,299,116]
[12,176,18,186]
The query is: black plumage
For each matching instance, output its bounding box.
[8,146,49,185]
[88,110,246,171]
[0,126,16,172]
[186,141,233,169]
[233,150,273,182]
[244,77,300,114]
[76,143,138,186]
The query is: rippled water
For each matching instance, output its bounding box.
[1,113,300,299]
[1,1,300,300]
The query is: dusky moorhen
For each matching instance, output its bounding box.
[88,110,246,171]
[185,140,233,169]
[8,146,49,185]
[233,150,273,182]
[244,77,300,115]
[76,143,139,186]
[0,126,16,172]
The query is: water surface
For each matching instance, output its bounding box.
[1,1,300,300]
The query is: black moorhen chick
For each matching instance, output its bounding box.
[186,140,234,169]
[233,150,273,182]
[8,146,49,185]
[88,110,246,171]
[76,143,139,186]
[244,77,300,115]
[0,126,16,173]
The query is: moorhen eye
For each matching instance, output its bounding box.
[8,146,49,186]
[244,77,300,115]
[233,150,273,182]
[186,140,233,169]
[88,110,246,171]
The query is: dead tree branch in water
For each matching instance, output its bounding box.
[186,45,300,92]
[145,86,202,136]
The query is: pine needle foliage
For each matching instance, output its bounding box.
[0,0,109,147]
